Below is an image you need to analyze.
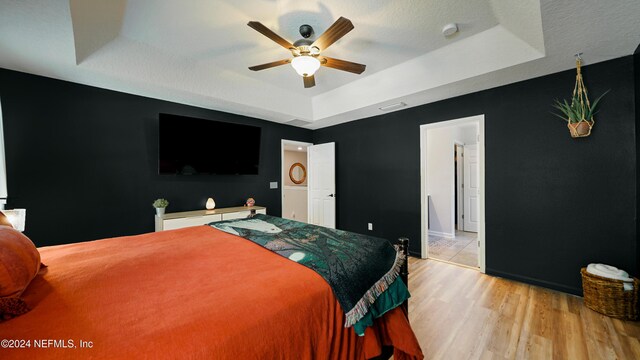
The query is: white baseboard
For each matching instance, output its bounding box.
[428,230,455,238]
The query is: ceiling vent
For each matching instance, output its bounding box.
[379,102,407,112]
[285,119,312,127]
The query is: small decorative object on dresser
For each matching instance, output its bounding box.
[206,198,216,210]
[245,197,255,207]
[152,198,169,217]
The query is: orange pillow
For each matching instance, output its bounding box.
[0,225,41,320]
[0,211,12,227]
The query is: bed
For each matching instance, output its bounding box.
[0,214,423,359]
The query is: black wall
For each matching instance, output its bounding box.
[314,56,637,295]
[0,68,312,246]
[635,45,640,277]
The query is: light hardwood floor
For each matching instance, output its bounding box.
[407,258,640,359]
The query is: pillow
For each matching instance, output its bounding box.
[0,225,41,320]
[0,211,13,227]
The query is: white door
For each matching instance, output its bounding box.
[456,144,464,231]
[463,144,479,232]
[307,142,336,228]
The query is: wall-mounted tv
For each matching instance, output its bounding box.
[159,113,261,175]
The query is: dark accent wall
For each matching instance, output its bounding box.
[635,44,640,277]
[0,68,312,246]
[314,56,637,295]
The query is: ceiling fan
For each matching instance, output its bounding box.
[247,17,366,88]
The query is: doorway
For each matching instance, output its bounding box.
[420,115,485,272]
[281,140,313,223]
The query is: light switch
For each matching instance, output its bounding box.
[270,182,278,189]
[368,223,373,231]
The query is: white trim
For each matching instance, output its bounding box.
[0,98,7,201]
[420,130,428,259]
[420,115,486,273]
[280,139,313,219]
[428,230,455,238]
[453,141,464,233]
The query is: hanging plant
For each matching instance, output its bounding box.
[551,56,609,138]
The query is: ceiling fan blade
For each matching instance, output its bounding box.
[303,75,316,88]
[248,59,291,71]
[311,17,354,51]
[319,56,366,74]
[247,21,295,50]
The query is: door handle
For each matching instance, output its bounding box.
[328,194,335,197]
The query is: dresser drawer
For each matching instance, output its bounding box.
[221,211,251,221]
[163,214,222,230]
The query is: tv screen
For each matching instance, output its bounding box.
[159,114,261,175]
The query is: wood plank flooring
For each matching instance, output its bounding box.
[407,258,640,359]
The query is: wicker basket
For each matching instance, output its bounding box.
[581,268,639,320]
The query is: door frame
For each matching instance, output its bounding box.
[0,97,7,209]
[454,142,464,232]
[281,139,313,219]
[420,115,486,273]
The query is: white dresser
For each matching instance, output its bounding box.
[154,206,267,232]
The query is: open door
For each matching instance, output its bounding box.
[307,142,336,228]
[463,144,479,232]
[455,144,464,231]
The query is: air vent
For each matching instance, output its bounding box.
[285,119,312,127]
[379,102,407,112]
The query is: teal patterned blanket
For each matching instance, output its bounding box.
[209,214,406,327]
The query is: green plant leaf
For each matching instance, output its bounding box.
[588,90,610,119]
[553,89,609,124]
[550,111,568,121]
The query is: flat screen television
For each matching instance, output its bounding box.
[158,113,261,175]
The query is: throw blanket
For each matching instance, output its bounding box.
[210,214,405,327]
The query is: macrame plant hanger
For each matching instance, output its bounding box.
[569,53,593,137]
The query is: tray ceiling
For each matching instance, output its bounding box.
[0,0,639,129]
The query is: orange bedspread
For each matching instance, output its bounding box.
[0,226,423,359]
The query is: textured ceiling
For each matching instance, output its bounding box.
[0,0,639,129]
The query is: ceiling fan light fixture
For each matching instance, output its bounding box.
[291,55,320,77]
[248,17,363,88]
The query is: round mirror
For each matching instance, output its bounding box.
[289,163,307,184]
